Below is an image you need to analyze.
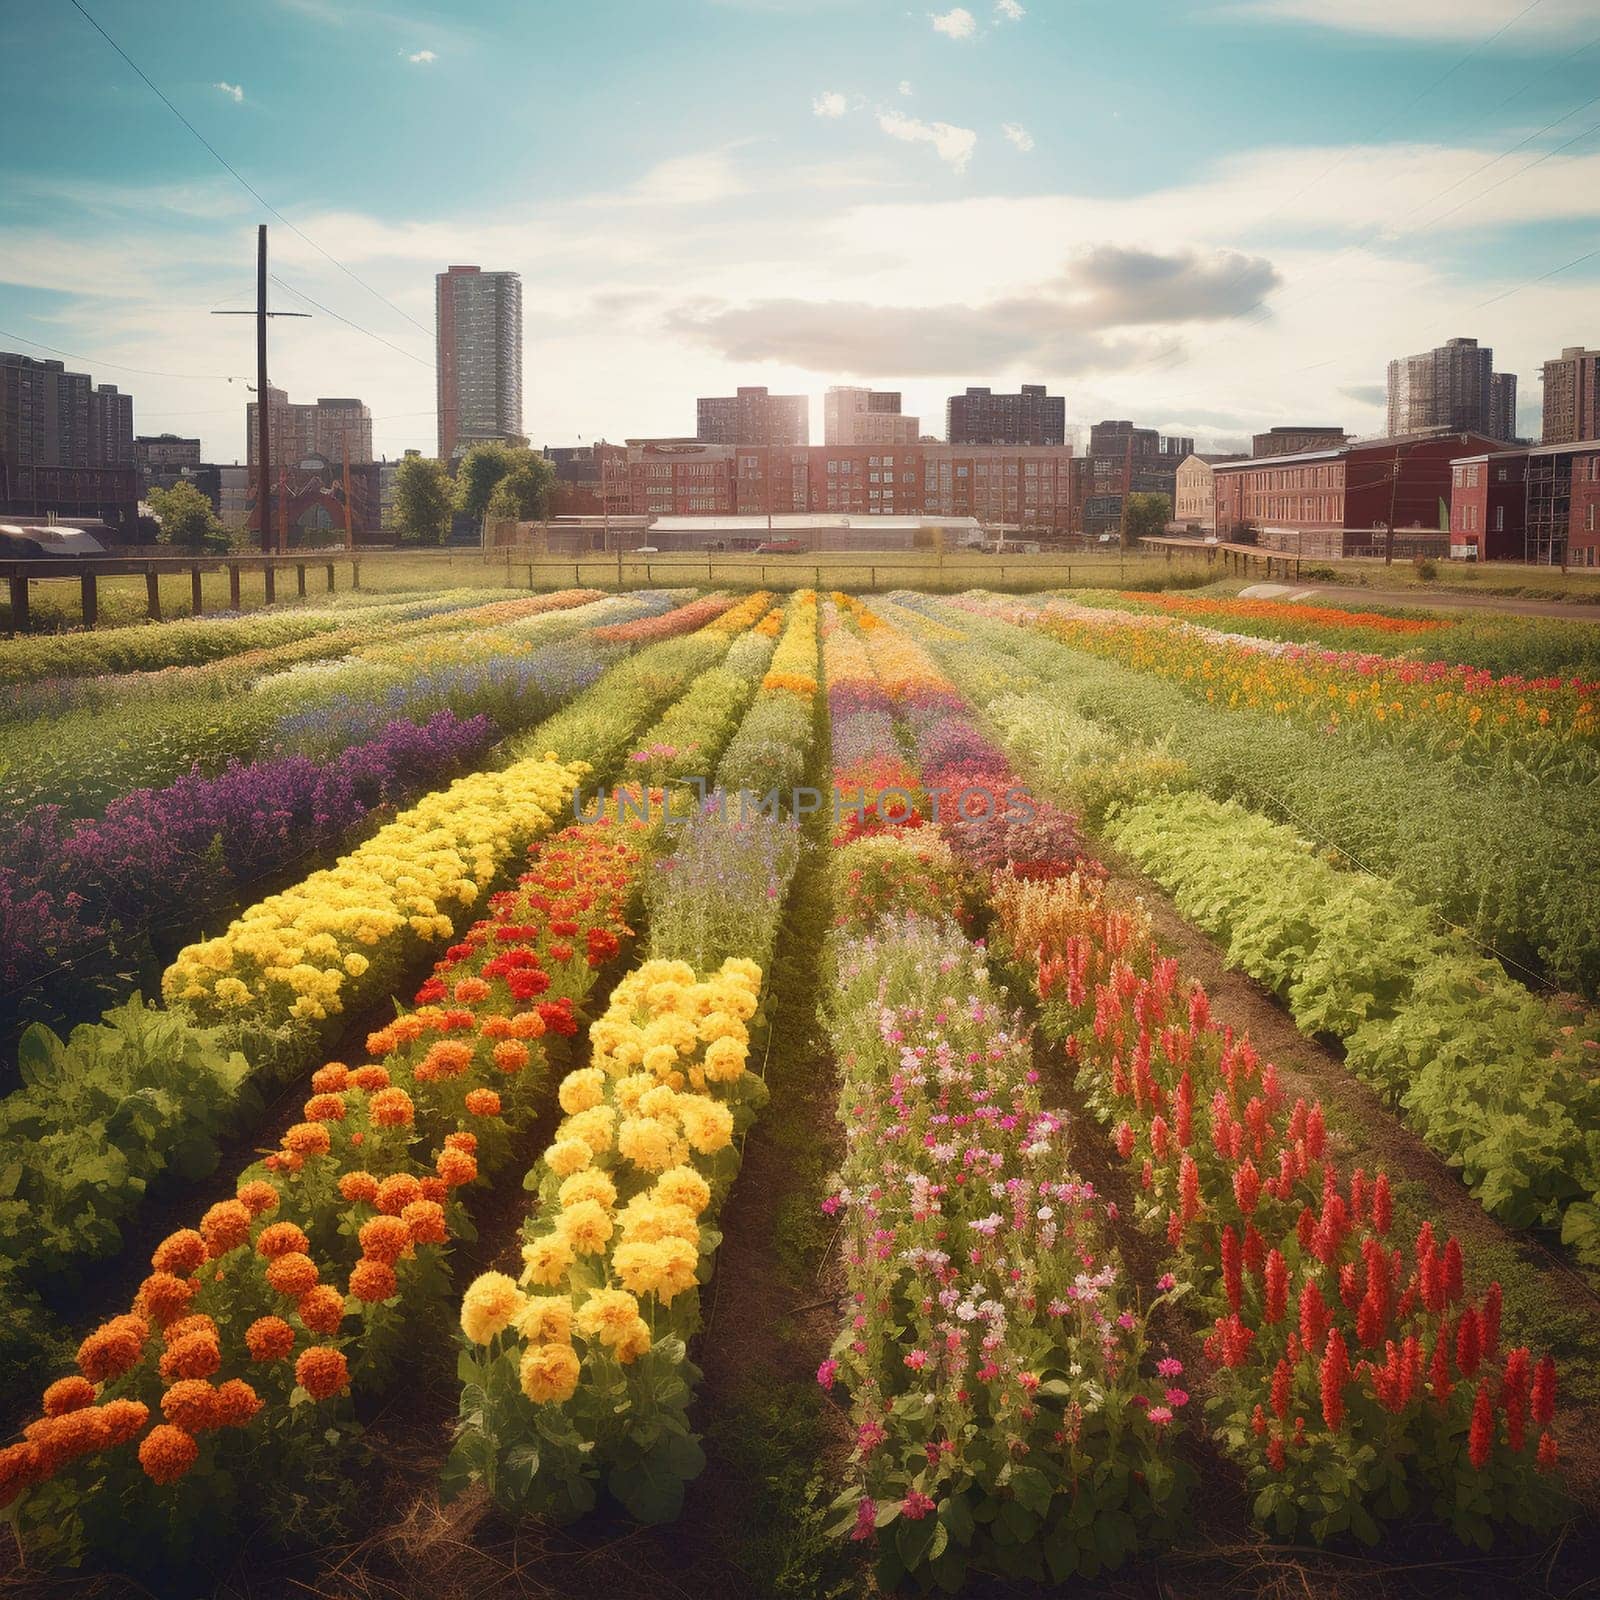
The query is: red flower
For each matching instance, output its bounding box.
[1429,1332,1453,1406]
[1442,1237,1464,1305]
[1320,1329,1349,1433]
[1264,1249,1287,1325]
[1270,1357,1292,1421]
[1468,1381,1495,1470]
[1232,1157,1261,1216]
[1221,1226,1242,1314]
[1299,1279,1330,1359]
[1537,1431,1559,1472]
[1531,1356,1556,1429]
[1456,1308,1482,1379]
[1371,1171,1392,1236]
[1179,1153,1201,1225]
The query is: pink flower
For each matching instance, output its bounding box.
[904,1349,930,1371]
[1146,1405,1174,1427]
[1164,1387,1189,1408]
[1157,1273,1176,1292]
[901,1490,937,1520]
[1156,1356,1184,1378]
[816,1358,840,1389]
[851,1497,877,1542]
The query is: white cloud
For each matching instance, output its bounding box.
[995,0,1026,19]
[406,48,437,63]
[931,7,977,39]
[878,110,978,172]
[1218,0,1594,40]
[605,145,753,206]
[898,79,914,96]
[812,89,847,118]
[213,81,244,103]
[1002,122,1034,152]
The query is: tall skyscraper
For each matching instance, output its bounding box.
[1385,337,1515,438]
[435,265,523,460]
[1489,372,1518,442]
[696,385,809,446]
[87,384,134,467]
[1540,346,1600,445]
[824,386,920,445]
[1,352,93,467]
[946,384,1065,446]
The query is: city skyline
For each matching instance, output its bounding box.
[2,1,1598,464]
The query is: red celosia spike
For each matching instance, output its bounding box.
[1243,1224,1266,1278]
[1305,1104,1326,1160]
[1349,1169,1367,1227]
[1271,1356,1292,1420]
[1320,1329,1350,1432]
[1469,1381,1495,1470]
[1456,1308,1482,1379]
[1338,1262,1361,1313]
[1537,1431,1559,1472]
[1265,1249,1288,1325]
[1222,1226,1243,1314]
[1232,1157,1262,1216]
[1429,1331,1453,1406]
[1356,1288,1383,1349]
[1297,1206,1317,1256]
[1442,1237,1464,1304]
[1531,1355,1557,1429]
[1371,1171,1392,1236]
[1299,1279,1330,1361]
[1179,1153,1201,1225]
[1175,1072,1194,1147]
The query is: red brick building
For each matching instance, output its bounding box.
[1449,440,1600,566]
[598,438,1076,532]
[1213,431,1498,547]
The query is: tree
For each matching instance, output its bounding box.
[394,455,454,547]
[1121,491,1171,549]
[485,453,555,525]
[148,481,228,551]
[454,442,515,522]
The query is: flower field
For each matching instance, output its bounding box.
[1,579,1597,1597]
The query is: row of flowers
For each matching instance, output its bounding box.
[1082,590,1451,640]
[1,814,641,1572]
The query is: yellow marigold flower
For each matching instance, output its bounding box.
[612,1237,699,1305]
[702,1037,748,1083]
[519,1342,581,1404]
[613,1072,657,1113]
[565,1105,616,1154]
[617,1116,679,1174]
[637,1084,680,1120]
[344,953,370,977]
[558,1067,606,1115]
[614,1317,653,1364]
[642,1044,679,1078]
[654,1165,711,1216]
[558,1169,618,1212]
[697,1010,744,1044]
[680,1096,734,1155]
[620,1199,700,1246]
[544,1137,593,1177]
[515,1295,575,1346]
[555,1199,613,1256]
[574,1287,642,1346]
[520,1232,575,1288]
[460,1271,527,1344]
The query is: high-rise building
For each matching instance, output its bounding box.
[1385,337,1515,438]
[823,386,920,446]
[1251,426,1349,457]
[946,384,1065,446]
[1489,372,1518,443]
[696,385,809,446]
[436,265,523,460]
[1540,347,1600,445]
[246,388,374,468]
[1,352,95,467]
[87,384,134,467]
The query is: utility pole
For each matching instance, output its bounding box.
[341,427,354,551]
[1384,445,1402,566]
[213,225,309,554]
[1118,432,1134,549]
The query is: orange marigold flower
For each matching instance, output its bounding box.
[151,1230,207,1278]
[420,1041,473,1080]
[402,1199,448,1247]
[338,1170,381,1205]
[236,1179,280,1217]
[368,1086,415,1127]
[295,1346,350,1401]
[358,1215,413,1265]
[26,1411,109,1475]
[436,1147,478,1187]
[444,1130,478,1155]
[508,1011,546,1040]
[349,1259,399,1303]
[376,1173,423,1215]
[162,1313,216,1346]
[492,1040,531,1075]
[296,1285,346,1336]
[453,977,491,1004]
[265,1252,320,1298]
[0,1441,42,1508]
[303,1092,346,1123]
[158,1332,221,1383]
[282,1122,331,1158]
[42,1376,96,1417]
[77,1314,150,1383]
[199,1199,252,1257]
[138,1424,199,1485]
[245,1316,296,1363]
[160,1380,219,1434]
[256,1221,311,1259]
[465,1088,502,1118]
[351,1063,391,1091]
[420,1176,448,1204]
[479,1015,515,1041]
[135,1272,197,1329]
[365,1027,400,1057]
[97,1397,150,1447]
[214,1378,263,1428]
[311,1062,351,1093]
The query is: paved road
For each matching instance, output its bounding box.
[1240,581,1600,622]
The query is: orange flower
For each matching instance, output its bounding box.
[303,1092,347,1123]
[0,1442,42,1508]
[376,1173,423,1215]
[245,1316,296,1362]
[419,1040,473,1080]
[453,977,491,1004]
[77,1314,150,1383]
[479,1016,514,1041]
[311,1062,351,1092]
[351,1064,391,1091]
[402,1199,448,1247]
[296,1285,346,1336]
[444,1131,478,1155]
[25,1411,110,1476]
[265,1252,320,1298]
[349,1259,399,1303]
[295,1346,350,1401]
[42,1376,96,1417]
[97,1397,150,1447]
[419,1176,448,1204]
[162,1313,217,1346]
[151,1230,207,1278]
[436,1147,478,1188]
[158,1332,221,1383]
[492,1040,531,1075]
[508,1011,546,1040]
[236,1179,280,1217]
[365,1027,400,1057]
[135,1272,197,1329]
[138,1424,199,1485]
[465,1087,503,1118]
[214,1378,263,1428]
[160,1380,220,1434]
[282,1121,331,1157]
[369,1086,415,1127]
[256,1221,311,1259]
[358,1215,413,1265]
[338,1170,381,1205]
[199,1200,252,1257]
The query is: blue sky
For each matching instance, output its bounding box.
[2,0,1596,460]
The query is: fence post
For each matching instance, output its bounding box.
[229,564,242,611]
[191,565,203,617]
[146,567,162,622]
[527,564,534,590]
[296,563,307,598]
[325,562,335,593]
[870,565,877,591]
[264,563,276,605]
[80,571,97,629]
[352,560,361,591]
[9,574,31,632]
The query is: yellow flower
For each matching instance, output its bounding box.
[614,1317,654,1364]
[702,1037,748,1083]
[613,1238,700,1305]
[565,1105,616,1154]
[617,1116,680,1174]
[557,1169,617,1212]
[637,1084,681,1120]
[680,1096,733,1155]
[574,1287,641,1346]
[519,1342,581,1404]
[557,1067,606,1115]
[554,1198,614,1256]
[544,1137,593,1177]
[642,1044,679,1077]
[654,1165,712,1216]
[619,1199,700,1246]
[514,1295,575,1346]
[520,1233,575,1287]
[613,1072,657,1113]
[460,1271,527,1343]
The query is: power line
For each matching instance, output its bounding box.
[65,0,433,343]
[269,275,435,370]
[0,327,248,382]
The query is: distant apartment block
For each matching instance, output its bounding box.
[1386,337,1516,439]
[2,351,95,467]
[946,384,1065,446]
[1251,425,1348,457]
[135,433,202,472]
[1489,372,1518,444]
[1450,440,1600,567]
[1174,452,1246,530]
[246,387,374,469]
[87,385,134,467]
[436,264,523,459]
[1540,346,1600,445]
[696,386,809,447]
[823,386,920,446]
[1072,421,1193,536]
